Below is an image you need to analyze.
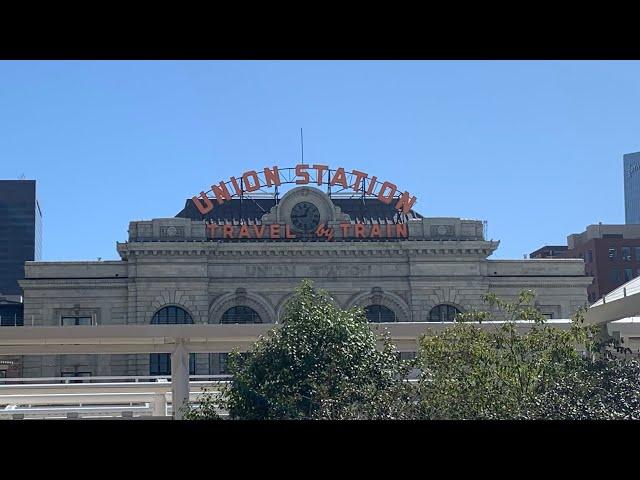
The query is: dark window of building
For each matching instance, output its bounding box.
[398,351,417,361]
[220,306,262,324]
[609,248,617,261]
[150,306,195,376]
[209,352,249,375]
[364,305,397,323]
[0,304,24,326]
[0,370,6,379]
[636,247,640,261]
[587,250,593,263]
[610,268,621,283]
[623,247,632,261]
[603,234,623,239]
[625,268,634,282]
[217,353,228,374]
[151,306,192,324]
[61,316,92,326]
[429,304,461,322]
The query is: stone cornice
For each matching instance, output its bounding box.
[116,240,500,260]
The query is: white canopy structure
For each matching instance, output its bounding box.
[585,276,640,325]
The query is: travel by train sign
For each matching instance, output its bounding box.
[205,222,409,240]
[191,164,418,215]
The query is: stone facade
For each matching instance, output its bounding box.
[16,186,591,377]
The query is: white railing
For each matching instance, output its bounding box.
[0,375,230,420]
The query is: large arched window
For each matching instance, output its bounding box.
[364,305,397,323]
[151,306,193,324]
[428,304,461,322]
[150,306,195,376]
[220,306,262,324]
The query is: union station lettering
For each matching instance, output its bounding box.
[192,164,418,215]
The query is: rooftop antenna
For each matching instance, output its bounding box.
[300,128,304,164]
[18,173,25,180]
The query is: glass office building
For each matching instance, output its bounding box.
[0,181,42,296]
[625,152,640,224]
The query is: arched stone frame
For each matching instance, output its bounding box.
[427,302,465,322]
[275,289,342,323]
[208,289,276,324]
[148,290,198,324]
[345,288,411,323]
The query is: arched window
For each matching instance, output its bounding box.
[364,304,397,323]
[428,304,461,322]
[151,306,193,324]
[220,306,262,324]
[150,306,195,376]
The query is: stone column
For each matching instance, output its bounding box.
[171,342,189,420]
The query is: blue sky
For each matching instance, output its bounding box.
[1,60,639,261]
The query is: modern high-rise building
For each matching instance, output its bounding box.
[0,180,42,296]
[624,152,640,224]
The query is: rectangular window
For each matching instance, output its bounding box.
[625,268,633,282]
[587,250,593,263]
[0,370,6,379]
[398,352,418,361]
[636,247,640,261]
[61,316,92,326]
[609,248,617,261]
[610,268,621,283]
[623,247,632,261]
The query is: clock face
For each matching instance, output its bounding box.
[290,201,321,232]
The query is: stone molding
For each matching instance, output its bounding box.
[208,290,276,324]
[148,290,198,324]
[345,288,412,322]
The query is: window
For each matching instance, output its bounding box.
[150,306,195,376]
[150,353,196,376]
[623,247,631,261]
[220,306,262,324]
[209,352,249,375]
[587,250,593,263]
[364,305,397,323]
[610,268,621,283]
[625,268,633,282]
[151,306,192,324]
[398,352,417,361]
[608,248,617,261]
[635,247,640,261]
[0,370,6,379]
[429,304,461,322]
[61,316,92,326]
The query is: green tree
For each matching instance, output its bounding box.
[182,386,222,420]
[519,356,640,419]
[415,290,598,419]
[206,280,413,420]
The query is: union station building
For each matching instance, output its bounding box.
[15,165,591,378]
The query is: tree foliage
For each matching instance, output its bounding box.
[184,285,640,420]
[414,290,640,419]
[220,280,412,419]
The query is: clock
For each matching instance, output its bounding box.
[290,201,321,232]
